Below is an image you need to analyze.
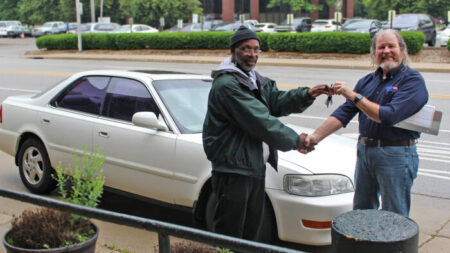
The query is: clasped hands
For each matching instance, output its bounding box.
[298,133,317,154]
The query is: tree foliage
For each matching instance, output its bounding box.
[0,0,203,28]
[267,0,318,13]
[362,0,449,20]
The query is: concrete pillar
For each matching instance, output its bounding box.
[222,0,235,22]
[250,0,259,21]
[311,0,319,20]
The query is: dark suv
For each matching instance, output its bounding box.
[384,13,436,46]
[275,17,312,32]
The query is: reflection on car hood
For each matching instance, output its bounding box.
[278,124,356,180]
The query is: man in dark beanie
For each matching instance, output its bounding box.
[202,25,330,242]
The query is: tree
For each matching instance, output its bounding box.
[17,0,62,25]
[362,0,450,20]
[0,0,20,20]
[267,0,319,14]
[118,0,202,28]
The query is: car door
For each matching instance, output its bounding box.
[41,76,110,169]
[93,77,176,203]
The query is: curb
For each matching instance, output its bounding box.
[22,51,450,74]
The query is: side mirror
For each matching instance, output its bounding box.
[132,112,168,131]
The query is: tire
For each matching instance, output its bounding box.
[18,138,56,194]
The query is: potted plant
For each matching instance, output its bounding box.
[2,146,106,253]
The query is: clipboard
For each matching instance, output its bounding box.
[394,105,442,135]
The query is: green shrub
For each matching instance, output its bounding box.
[35,30,426,55]
[447,38,450,51]
[268,33,297,52]
[399,31,424,55]
[296,32,371,54]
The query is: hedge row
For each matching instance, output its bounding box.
[36,31,425,55]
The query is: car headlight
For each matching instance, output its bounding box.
[283,174,354,197]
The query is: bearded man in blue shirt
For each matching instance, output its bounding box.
[301,29,429,217]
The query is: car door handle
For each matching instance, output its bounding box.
[98,131,109,138]
[41,118,50,124]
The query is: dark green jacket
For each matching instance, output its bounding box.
[202,57,315,178]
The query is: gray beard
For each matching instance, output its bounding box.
[233,53,255,72]
[380,61,400,73]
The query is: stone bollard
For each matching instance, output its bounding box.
[331,209,419,253]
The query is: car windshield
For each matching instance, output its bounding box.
[344,20,372,29]
[153,79,212,133]
[43,23,54,28]
[393,15,418,25]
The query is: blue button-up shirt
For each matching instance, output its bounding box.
[332,64,429,141]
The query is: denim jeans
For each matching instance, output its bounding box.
[353,142,419,217]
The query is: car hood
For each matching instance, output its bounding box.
[278,124,356,180]
[184,124,357,181]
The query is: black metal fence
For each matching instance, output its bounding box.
[0,188,306,253]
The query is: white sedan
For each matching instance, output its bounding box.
[113,24,159,33]
[311,19,341,32]
[437,24,450,47]
[0,70,356,246]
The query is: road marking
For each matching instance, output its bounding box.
[0,70,71,76]
[0,87,40,93]
[418,172,450,181]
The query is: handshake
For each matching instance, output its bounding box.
[297,133,318,154]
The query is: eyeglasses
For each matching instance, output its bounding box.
[238,46,262,55]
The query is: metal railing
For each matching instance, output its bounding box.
[0,188,306,253]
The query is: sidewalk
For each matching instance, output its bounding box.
[1,50,448,253]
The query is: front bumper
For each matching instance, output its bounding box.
[266,188,353,246]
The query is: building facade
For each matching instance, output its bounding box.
[199,0,354,24]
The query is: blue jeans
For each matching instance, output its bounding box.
[353,142,419,217]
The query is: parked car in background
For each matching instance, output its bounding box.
[0,20,24,37]
[342,19,382,38]
[85,22,120,34]
[437,24,450,47]
[0,69,356,246]
[384,13,436,46]
[32,21,67,37]
[113,24,158,33]
[255,22,277,33]
[311,19,341,32]
[275,17,312,32]
[212,21,260,32]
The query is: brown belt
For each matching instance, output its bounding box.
[359,137,417,147]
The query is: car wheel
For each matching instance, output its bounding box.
[18,138,56,194]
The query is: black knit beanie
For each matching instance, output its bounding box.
[229,25,261,48]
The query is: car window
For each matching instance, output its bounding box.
[101,77,160,122]
[153,79,211,133]
[53,76,109,115]
[394,15,418,25]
